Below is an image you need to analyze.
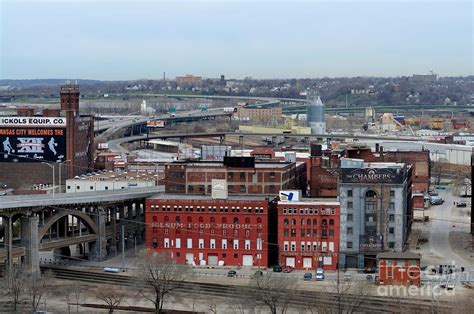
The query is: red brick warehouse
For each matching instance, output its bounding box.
[277,193,340,270]
[146,195,278,267]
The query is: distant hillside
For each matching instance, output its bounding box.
[0,79,104,87]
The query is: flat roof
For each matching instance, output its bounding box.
[377,251,421,260]
[278,200,339,206]
[149,194,275,201]
[67,171,158,182]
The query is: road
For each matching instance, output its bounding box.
[427,188,471,268]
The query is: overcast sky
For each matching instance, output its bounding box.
[0,0,472,80]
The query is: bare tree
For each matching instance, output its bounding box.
[247,272,298,314]
[25,270,51,312]
[72,283,84,314]
[134,252,192,313]
[3,266,26,312]
[94,286,127,313]
[327,273,371,314]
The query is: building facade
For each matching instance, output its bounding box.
[377,252,421,287]
[0,84,94,191]
[277,194,340,270]
[145,195,276,267]
[162,157,307,196]
[338,158,412,270]
[235,107,282,123]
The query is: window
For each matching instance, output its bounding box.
[388,242,395,248]
[176,239,181,248]
[390,190,395,197]
[90,186,93,190]
[347,190,353,197]
[347,214,353,222]
[199,239,204,249]
[347,201,353,209]
[240,185,246,192]
[389,227,395,235]
[234,253,238,258]
[389,214,395,222]
[233,239,239,250]
[210,239,216,249]
[291,219,296,225]
[301,242,305,252]
[322,219,327,226]
[347,242,353,249]
[245,240,251,250]
[329,219,334,225]
[222,239,227,249]
[164,238,169,248]
[347,227,353,235]
[389,202,395,210]
[313,219,317,225]
[283,229,289,237]
[291,229,296,237]
[301,229,305,237]
[290,242,296,251]
[313,229,317,237]
[240,172,246,179]
[284,241,289,251]
[187,238,192,248]
[233,217,239,224]
[329,229,334,237]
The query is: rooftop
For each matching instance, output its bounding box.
[66,171,158,182]
[149,193,275,201]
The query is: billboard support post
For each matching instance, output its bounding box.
[42,162,55,199]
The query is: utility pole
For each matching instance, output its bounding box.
[121,224,125,272]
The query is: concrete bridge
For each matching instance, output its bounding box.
[0,187,160,279]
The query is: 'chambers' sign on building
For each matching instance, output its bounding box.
[341,168,403,184]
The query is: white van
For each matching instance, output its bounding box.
[316,268,325,281]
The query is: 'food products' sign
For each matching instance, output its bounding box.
[341,168,403,184]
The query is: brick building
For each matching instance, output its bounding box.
[176,75,202,87]
[0,84,94,191]
[235,107,283,123]
[277,195,340,270]
[145,195,277,267]
[162,157,307,196]
[377,252,421,287]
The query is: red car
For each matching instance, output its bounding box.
[282,266,294,273]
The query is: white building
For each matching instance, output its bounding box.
[66,171,157,193]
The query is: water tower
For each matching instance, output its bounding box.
[306,91,326,134]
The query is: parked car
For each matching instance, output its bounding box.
[430,196,444,205]
[303,273,312,281]
[366,274,374,281]
[272,265,282,272]
[456,201,467,207]
[316,268,325,281]
[227,270,237,277]
[428,190,438,196]
[282,266,294,273]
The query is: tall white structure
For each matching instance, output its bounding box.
[140,100,147,114]
[306,91,326,134]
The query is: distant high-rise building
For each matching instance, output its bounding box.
[176,74,202,87]
[306,91,326,134]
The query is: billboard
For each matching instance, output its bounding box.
[0,118,67,163]
[279,190,301,202]
[147,120,165,128]
[359,235,383,252]
[201,145,231,161]
[341,168,404,184]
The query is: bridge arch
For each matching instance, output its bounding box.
[38,209,99,240]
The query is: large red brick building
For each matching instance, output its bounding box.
[145,195,278,267]
[162,157,307,196]
[277,195,340,270]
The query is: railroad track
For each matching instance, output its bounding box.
[42,266,451,313]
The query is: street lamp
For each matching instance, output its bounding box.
[41,162,55,199]
[58,160,71,193]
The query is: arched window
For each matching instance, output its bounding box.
[366,190,377,198]
[257,217,262,224]
[284,218,289,225]
[291,218,296,225]
[245,217,250,224]
[198,216,204,223]
[307,219,311,225]
[187,216,192,222]
[164,216,169,222]
[222,217,227,223]
[233,217,239,224]
[322,219,327,226]
[175,216,180,222]
[301,218,305,225]
[313,219,317,225]
[329,219,334,225]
